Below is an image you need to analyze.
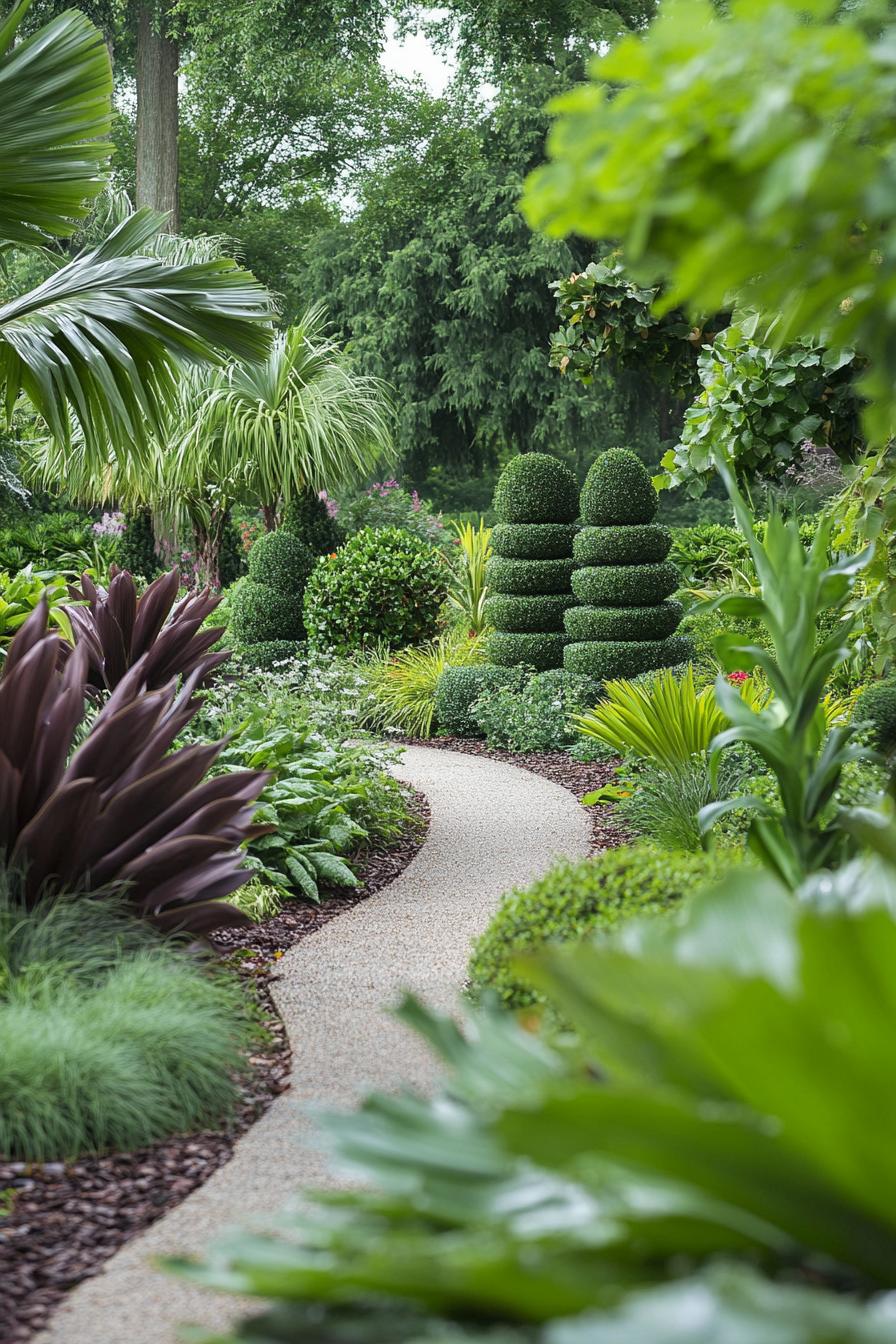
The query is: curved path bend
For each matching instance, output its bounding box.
[39,745,591,1344]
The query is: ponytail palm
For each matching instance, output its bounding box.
[176,308,395,523]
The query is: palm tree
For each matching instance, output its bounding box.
[0,0,275,458]
[176,306,395,532]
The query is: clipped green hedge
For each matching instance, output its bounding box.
[564,599,683,642]
[230,580,305,644]
[580,448,658,527]
[486,555,577,596]
[490,522,577,560]
[234,639,305,672]
[853,677,896,755]
[492,452,579,524]
[488,631,567,670]
[468,843,731,1009]
[483,593,572,633]
[247,528,315,594]
[565,633,693,680]
[573,523,671,567]
[435,664,526,738]
[571,561,679,607]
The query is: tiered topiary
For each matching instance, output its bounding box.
[484,453,579,671]
[564,448,691,680]
[230,527,315,664]
[281,489,343,556]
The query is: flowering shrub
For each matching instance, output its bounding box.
[337,480,449,549]
[92,511,125,536]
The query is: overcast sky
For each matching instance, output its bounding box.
[381,16,455,95]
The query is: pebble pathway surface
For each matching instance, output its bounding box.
[37,744,591,1344]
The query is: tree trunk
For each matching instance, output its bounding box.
[261,502,278,531]
[136,4,180,231]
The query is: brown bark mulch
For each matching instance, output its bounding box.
[0,792,430,1344]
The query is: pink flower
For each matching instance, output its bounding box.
[727,670,750,684]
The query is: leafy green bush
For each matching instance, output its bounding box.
[0,884,249,1160]
[670,521,750,589]
[0,565,74,652]
[490,521,576,559]
[434,664,525,737]
[338,481,449,549]
[573,522,671,566]
[117,507,160,579]
[229,579,305,644]
[469,843,731,1008]
[303,527,447,653]
[853,677,896,756]
[571,560,679,606]
[247,528,315,594]
[485,555,576,596]
[281,489,343,555]
[234,639,305,673]
[580,447,658,526]
[482,592,570,633]
[488,631,567,671]
[472,667,600,753]
[565,599,683,642]
[492,452,579,524]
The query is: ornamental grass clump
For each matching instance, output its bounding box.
[484,453,578,670]
[565,448,691,680]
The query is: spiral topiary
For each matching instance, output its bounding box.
[485,454,579,670]
[281,489,344,556]
[230,528,315,652]
[564,449,691,681]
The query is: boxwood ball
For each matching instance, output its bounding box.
[492,453,579,524]
[581,448,658,527]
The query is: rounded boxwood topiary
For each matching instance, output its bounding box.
[492,452,579,524]
[486,556,577,596]
[303,526,448,653]
[490,522,577,560]
[573,523,671,567]
[247,529,315,594]
[467,843,734,1010]
[435,664,526,738]
[230,580,305,645]
[571,561,679,608]
[564,634,693,680]
[580,448,658,526]
[281,490,344,556]
[235,639,305,672]
[483,593,571,633]
[853,677,896,755]
[564,599,683,642]
[488,631,567,670]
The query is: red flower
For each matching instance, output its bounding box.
[727,670,750,684]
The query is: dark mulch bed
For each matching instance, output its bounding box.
[0,793,430,1344]
[400,736,632,853]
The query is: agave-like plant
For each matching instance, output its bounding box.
[0,602,267,933]
[66,566,228,692]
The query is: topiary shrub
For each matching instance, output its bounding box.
[853,677,896,755]
[247,528,315,594]
[303,526,448,653]
[230,580,305,644]
[483,593,571,633]
[486,455,579,670]
[234,639,305,672]
[492,452,579,523]
[117,507,159,580]
[564,450,689,680]
[491,522,577,559]
[467,843,733,1010]
[435,664,526,738]
[281,490,344,556]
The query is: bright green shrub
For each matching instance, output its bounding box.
[565,600,683,642]
[482,593,570,633]
[247,529,315,594]
[574,523,671,566]
[472,667,601,752]
[565,635,693,680]
[488,631,567,670]
[485,556,576,595]
[234,639,305,672]
[492,452,579,524]
[572,665,733,767]
[368,630,485,738]
[230,579,305,644]
[281,490,343,555]
[571,561,679,607]
[0,888,250,1160]
[580,447,657,526]
[490,522,577,559]
[468,843,730,1009]
[435,664,526,737]
[853,677,896,755]
[303,526,448,653]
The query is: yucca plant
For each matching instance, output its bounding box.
[0,602,267,933]
[66,565,228,692]
[447,518,492,635]
[368,629,486,738]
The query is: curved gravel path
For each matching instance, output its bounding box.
[38,745,591,1344]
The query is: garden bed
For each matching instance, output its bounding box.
[0,792,429,1344]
